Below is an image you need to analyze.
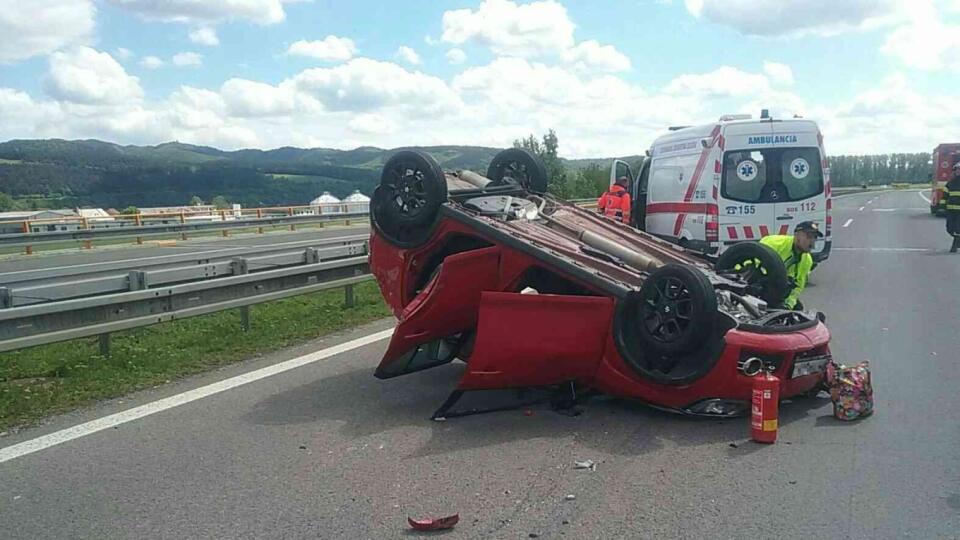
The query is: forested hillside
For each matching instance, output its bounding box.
[0,138,932,211]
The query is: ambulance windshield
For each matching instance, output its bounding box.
[722,147,823,203]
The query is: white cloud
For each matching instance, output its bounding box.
[139,56,164,69]
[172,52,203,67]
[220,78,297,117]
[664,66,771,97]
[880,3,960,70]
[292,58,461,114]
[684,0,901,37]
[763,61,794,86]
[0,0,96,63]
[348,113,399,135]
[446,48,467,65]
[287,36,356,62]
[562,40,631,73]
[395,46,421,66]
[45,47,143,105]
[106,0,286,25]
[115,48,134,61]
[441,0,575,57]
[189,26,220,46]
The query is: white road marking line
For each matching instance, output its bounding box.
[843,218,854,228]
[834,247,932,252]
[858,207,865,212]
[0,328,394,465]
[918,191,932,204]
[873,208,897,212]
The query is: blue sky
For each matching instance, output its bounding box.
[0,0,958,157]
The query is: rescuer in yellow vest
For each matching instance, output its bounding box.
[759,221,823,310]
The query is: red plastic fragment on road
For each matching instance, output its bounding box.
[407,514,460,531]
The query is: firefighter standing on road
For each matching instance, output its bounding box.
[946,162,960,253]
[598,176,632,224]
[759,221,823,310]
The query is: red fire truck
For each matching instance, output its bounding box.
[931,143,960,215]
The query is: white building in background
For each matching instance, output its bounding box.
[310,192,342,215]
[0,209,79,234]
[343,190,370,214]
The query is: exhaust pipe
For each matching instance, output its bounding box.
[739,357,764,376]
[457,170,493,188]
[579,230,661,272]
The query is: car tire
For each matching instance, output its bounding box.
[486,148,549,194]
[630,264,717,356]
[372,150,447,247]
[715,242,790,306]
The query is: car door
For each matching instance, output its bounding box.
[775,147,826,242]
[718,148,778,242]
[456,291,615,390]
[374,246,500,379]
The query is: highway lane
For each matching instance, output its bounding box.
[0,190,957,539]
[0,224,370,275]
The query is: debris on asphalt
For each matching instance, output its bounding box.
[433,416,447,422]
[573,460,596,471]
[565,494,576,501]
[728,443,739,449]
[789,481,798,485]
[529,533,540,538]
[407,514,459,531]
[298,445,307,450]
[562,520,570,525]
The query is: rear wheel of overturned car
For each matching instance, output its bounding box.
[486,148,549,194]
[372,150,448,247]
[714,242,789,307]
[630,264,717,356]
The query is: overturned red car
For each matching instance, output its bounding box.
[369,148,831,418]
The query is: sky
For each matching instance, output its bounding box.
[0,0,958,158]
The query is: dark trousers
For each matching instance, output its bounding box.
[948,213,960,252]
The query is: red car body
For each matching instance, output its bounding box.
[369,150,831,417]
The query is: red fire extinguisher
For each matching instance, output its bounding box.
[751,369,780,444]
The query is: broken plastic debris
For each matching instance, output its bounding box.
[407,514,459,531]
[573,460,596,471]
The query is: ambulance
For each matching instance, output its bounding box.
[931,143,960,215]
[611,111,832,262]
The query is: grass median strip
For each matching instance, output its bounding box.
[0,280,391,432]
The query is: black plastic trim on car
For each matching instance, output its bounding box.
[812,240,832,263]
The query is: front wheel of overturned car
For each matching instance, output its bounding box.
[715,242,789,306]
[486,148,549,194]
[629,264,717,356]
[372,150,448,247]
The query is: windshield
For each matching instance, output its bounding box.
[722,147,823,203]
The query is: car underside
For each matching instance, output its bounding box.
[368,148,831,418]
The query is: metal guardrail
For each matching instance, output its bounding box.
[0,255,371,354]
[0,209,369,251]
[0,235,369,308]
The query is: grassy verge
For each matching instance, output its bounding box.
[0,280,391,431]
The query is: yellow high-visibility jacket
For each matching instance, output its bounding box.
[759,234,813,309]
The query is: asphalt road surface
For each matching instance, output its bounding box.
[1,190,957,539]
[0,224,370,275]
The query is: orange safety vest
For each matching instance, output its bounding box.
[597,185,632,224]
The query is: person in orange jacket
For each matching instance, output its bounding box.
[597,176,632,224]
